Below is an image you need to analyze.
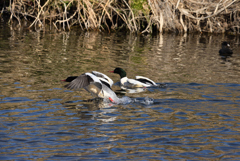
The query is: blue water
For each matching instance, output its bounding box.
[0,25,240,160]
[1,82,240,160]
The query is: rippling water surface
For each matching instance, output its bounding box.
[1,20,240,160]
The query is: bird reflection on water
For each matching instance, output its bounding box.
[64,94,155,119]
[65,97,116,109]
[63,98,118,121]
[64,96,155,125]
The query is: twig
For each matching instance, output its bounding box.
[122,0,137,32]
[28,0,50,29]
[141,16,152,34]
[179,0,238,20]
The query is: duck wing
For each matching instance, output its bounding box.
[62,76,78,82]
[100,81,112,89]
[92,71,114,87]
[135,76,157,86]
[64,73,93,90]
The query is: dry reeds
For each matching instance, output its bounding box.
[3,0,240,34]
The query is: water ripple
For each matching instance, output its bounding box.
[1,32,240,160]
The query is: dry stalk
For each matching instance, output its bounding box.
[141,16,152,34]
[3,0,240,34]
[98,0,112,30]
[83,0,98,29]
[28,0,50,29]
[122,0,137,32]
[9,0,21,26]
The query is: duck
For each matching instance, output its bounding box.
[62,71,119,103]
[109,67,157,88]
[219,41,233,57]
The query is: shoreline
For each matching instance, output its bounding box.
[1,0,239,34]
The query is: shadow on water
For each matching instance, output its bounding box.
[0,24,240,160]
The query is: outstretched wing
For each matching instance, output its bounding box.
[92,71,114,87]
[64,74,93,90]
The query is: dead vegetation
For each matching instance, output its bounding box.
[2,0,240,34]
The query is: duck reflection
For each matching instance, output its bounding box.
[82,99,118,122]
[65,98,117,121]
[219,41,233,61]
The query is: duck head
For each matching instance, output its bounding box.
[221,41,230,48]
[109,68,127,78]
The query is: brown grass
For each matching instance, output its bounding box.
[3,0,240,34]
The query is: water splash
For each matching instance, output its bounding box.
[103,96,154,105]
[103,96,132,104]
[119,96,133,104]
[133,96,154,105]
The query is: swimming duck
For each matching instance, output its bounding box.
[109,68,157,88]
[219,41,233,57]
[62,72,119,103]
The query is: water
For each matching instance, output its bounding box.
[1,20,240,160]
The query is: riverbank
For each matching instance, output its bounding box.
[1,0,240,34]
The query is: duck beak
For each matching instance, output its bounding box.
[109,71,114,73]
[61,79,66,82]
[109,97,115,103]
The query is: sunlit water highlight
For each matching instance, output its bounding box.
[0,22,240,160]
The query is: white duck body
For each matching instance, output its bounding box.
[110,68,157,88]
[120,76,157,88]
[99,82,120,103]
[64,73,120,103]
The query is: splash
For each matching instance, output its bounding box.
[119,96,133,104]
[133,96,154,105]
[103,96,132,104]
[103,96,154,105]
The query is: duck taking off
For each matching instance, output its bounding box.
[62,71,114,89]
[62,71,119,103]
[109,68,157,88]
